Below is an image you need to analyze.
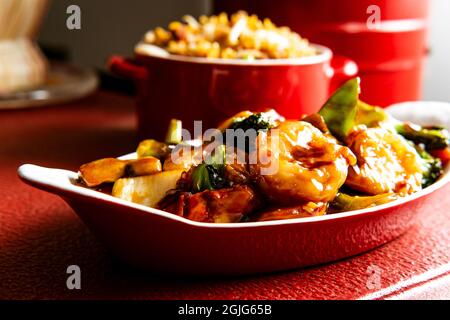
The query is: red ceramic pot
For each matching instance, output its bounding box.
[214,0,430,107]
[109,45,357,140]
[215,0,429,26]
[314,21,428,106]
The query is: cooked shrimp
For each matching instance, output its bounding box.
[345,125,424,195]
[250,121,356,205]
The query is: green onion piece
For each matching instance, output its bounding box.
[191,164,213,193]
[191,145,227,193]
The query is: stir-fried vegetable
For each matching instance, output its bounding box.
[137,119,186,159]
[191,164,213,192]
[79,158,127,187]
[223,110,284,153]
[217,110,254,131]
[411,143,443,187]
[125,157,162,177]
[191,164,227,192]
[422,157,443,188]
[112,170,184,207]
[395,124,449,151]
[318,77,359,140]
[355,100,389,127]
[319,79,389,139]
[230,112,276,132]
[191,145,226,192]
[137,139,171,159]
[79,157,162,187]
[165,118,183,144]
[301,113,330,133]
[331,192,398,212]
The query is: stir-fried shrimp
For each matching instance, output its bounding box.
[250,121,356,205]
[345,126,424,195]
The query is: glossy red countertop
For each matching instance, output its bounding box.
[1,91,449,300]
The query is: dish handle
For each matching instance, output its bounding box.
[108,55,149,82]
[329,55,359,94]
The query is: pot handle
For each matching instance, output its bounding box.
[329,55,359,94]
[108,55,149,81]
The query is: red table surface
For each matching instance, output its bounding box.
[1,91,450,300]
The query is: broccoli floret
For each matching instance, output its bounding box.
[229,113,276,132]
[226,112,278,153]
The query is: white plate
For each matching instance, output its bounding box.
[0,63,98,110]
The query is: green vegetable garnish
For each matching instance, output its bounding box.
[331,192,398,212]
[191,145,226,193]
[355,100,389,127]
[318,77,360,140]
[352,100,450,152]
[191,164,213,192]
[229,113,276,132]
[395,123,449,151]
[409,143,444,188]
[227,112,277,153]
